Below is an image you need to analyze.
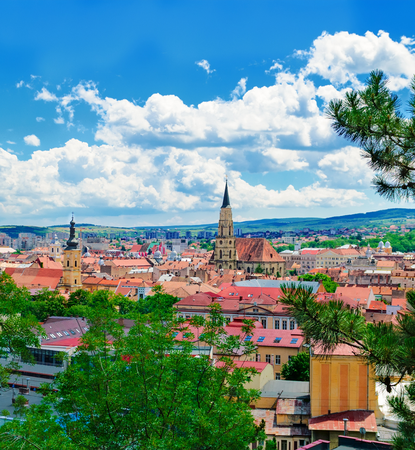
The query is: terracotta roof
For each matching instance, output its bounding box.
[308,410,377,432]
[235,238,284,263]
[367,300,386,311]
[4,267,63,290]
[215,360,271,373]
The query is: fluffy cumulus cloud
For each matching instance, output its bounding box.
[0,140,366,218]
[301,31,415,90]
[23,134,40,147]
[317,146,374,188]
[10,30,415,221]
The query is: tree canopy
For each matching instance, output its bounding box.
[326,70,415,202]
[298,273,338,293]
[0,278,266,450]
[281,352,310,381]
[280,284,415,449]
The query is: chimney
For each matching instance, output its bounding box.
[343,418,348,436]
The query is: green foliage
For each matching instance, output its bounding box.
[298,273,338,293]
[265,437,277,450]
[0,410,9,417]
[135,287,179,315]
[254,264,264,274]
[0,273,44,364]
[326,70,415,202]
[0,305,266,449]
[280,283,415,447]
[281,352,310,381]
[13,396,28,418]
[275,244,294,253]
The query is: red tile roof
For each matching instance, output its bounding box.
[308,410,377,432]
[235,238,285,263]
[367,300,387,311]
[215,360,271,373]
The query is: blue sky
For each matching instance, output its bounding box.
[1,1,415,226]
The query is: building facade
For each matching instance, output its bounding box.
[213,182,285,276]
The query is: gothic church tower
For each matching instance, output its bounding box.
[62,216,82,292]
[214,181,237,270]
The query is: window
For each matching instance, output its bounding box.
[261,318,267,329]
[266,354,271,363]
[275,373,281,380]
[50,334,57,339]
[172,332,179,337]
[257,336,265,343]
[67,261,69,267]
[274,337,281,343]
[253,308,258,312]
[256,354,261,362]
[63,331,70,336]
[290,321,295,330]
[244,335,252,341]
[75,260,77,267]
[281,440,287,450]
[56,332,62,337]
[275,355,281,365]
[282,320,287,330]
[288,356,293,362]
[290,338,298,344]
[69,329,76,335]
[274,320,280,329]
[75,279,77,285]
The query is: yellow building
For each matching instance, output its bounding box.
[62,216,82,293]
[310,344,381,449]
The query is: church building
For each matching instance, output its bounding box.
[62,216,82,292]
[213,182,286,276]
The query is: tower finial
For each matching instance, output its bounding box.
[221,179,231,208]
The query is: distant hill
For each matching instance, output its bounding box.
[1,208,415,237]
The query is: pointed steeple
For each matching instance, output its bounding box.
[221,180,231,208]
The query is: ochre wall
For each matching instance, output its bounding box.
[311,354,381,419]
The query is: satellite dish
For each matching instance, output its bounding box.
[359,427,366,436]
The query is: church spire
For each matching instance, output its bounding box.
[66,214,79,249]
[221,180,231,208]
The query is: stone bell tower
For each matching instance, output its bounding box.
[214,181,237,270]
[62,215,82,292]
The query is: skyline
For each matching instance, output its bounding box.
[1,1,415,226]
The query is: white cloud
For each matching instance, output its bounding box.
[54,117,65,124]
[36,117,45,122]
[195,59,215,74]
[23,134,40,147]
[0,139,366,218]
[317,146,373,188]
[62,76,331,151]
[231,77,248,100]
[35,87,58,102]
[12,30,415,222]
[16,81,24,88]
[6,141,15,145]
[267,61,283,72]
[301,30,415,90]
[262,148,308,171]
